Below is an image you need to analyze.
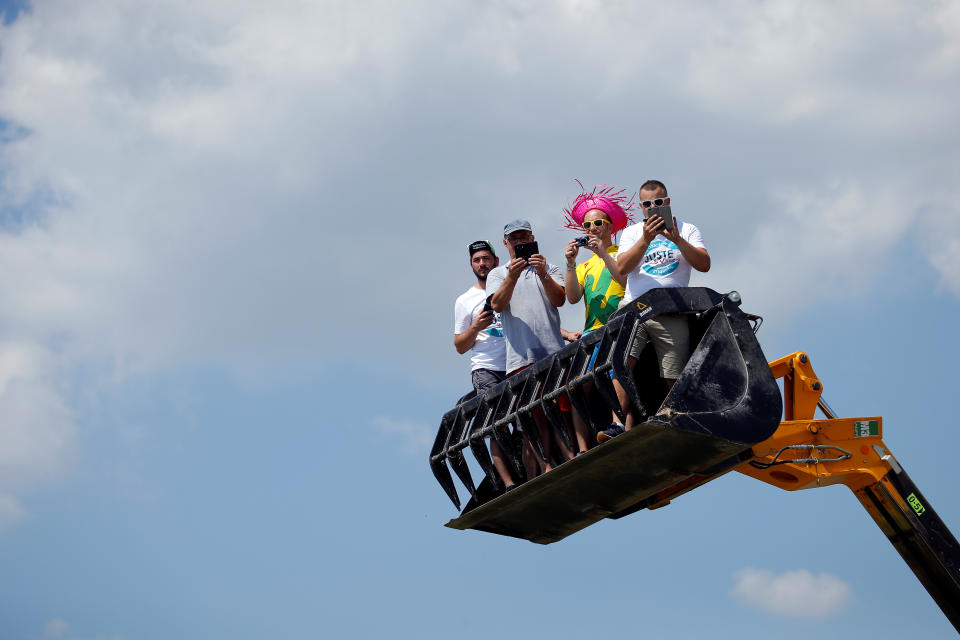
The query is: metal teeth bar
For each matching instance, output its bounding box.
[429,308,635,510]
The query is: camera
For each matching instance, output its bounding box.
[574,235,590,247]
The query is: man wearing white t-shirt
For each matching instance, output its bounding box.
[598,180,711,442]
[454,240,507,394]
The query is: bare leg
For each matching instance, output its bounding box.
[571,407,592,453]
[613,355,639,431]
[521,436,540,478]
[489,439,515,488]
[534,413,558,470]
[553,427,575,462]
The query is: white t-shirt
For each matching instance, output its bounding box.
[454,286,506,372]
[619,219,706,304]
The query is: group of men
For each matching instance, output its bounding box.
[452,179,710,487]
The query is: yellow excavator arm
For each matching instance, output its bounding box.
[740,352,960,631]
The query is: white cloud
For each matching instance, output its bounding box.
[920,192,960,297]
[371,416,433,454]
[0,492,24,528]
[43,619,69,639]
[731,567,852,617]
[0,342,75,526]
[0,0,959,523]
[37,618,123,640]
[683,1,960,131]
[0,1,957,374]
[713,180,910,326]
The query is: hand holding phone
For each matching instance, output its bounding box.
[645,204,674,231]
[514,241,539,262]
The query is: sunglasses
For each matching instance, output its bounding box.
[581,219,610,229]
[640,197,668,208]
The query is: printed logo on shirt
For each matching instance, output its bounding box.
[641,239,680,276]
[485,312,504,338]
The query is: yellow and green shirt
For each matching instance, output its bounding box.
[576,245,625,332]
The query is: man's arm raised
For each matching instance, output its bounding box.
[454,309,494,354]
[489,258,525,312]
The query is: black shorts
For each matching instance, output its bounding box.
[472,368,506,394]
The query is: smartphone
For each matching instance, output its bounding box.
[514,240,539,262]
[646,204,673,231]
[483,295,494,313]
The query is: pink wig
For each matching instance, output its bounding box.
[562,180,636,234]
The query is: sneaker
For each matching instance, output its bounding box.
[597,423,625,443]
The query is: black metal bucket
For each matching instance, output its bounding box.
[429,287,783,543]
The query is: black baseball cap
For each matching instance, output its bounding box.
[468,240,496,257]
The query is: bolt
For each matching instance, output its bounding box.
[799,354,808,363]
[813,382,821,390]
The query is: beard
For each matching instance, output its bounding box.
[472,266,489,281]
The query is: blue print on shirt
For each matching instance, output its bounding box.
[485,312,504,338]
[641,238,680,277]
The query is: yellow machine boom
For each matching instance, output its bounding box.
[740,352,960,631]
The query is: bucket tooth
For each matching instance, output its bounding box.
[429,408,461,509]
[488,380,523,476]
[515,408,545,462]
[514,367,548,461]
[541,345,575,451]
[563,328,616,433]
[592,318,627,424]
[469,429,502,491]
[448,452,475,503]
[541,393,571,452]
[448,400,480,501]
[611,316,647,417]
[463,389,501,490]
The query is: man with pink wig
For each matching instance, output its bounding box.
[561,183,634,450]
[562,184,633,331]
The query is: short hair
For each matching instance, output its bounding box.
[639,179,668,196]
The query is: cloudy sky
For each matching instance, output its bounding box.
[1,1,958,638]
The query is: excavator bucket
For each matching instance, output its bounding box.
[429,287,783,544]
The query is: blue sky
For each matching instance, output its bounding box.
[0,1,959,639]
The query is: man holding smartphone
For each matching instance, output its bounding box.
[488,220,566,370]
[454,240,506,394]
[487,219,569,481]
[600,180,711,442]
